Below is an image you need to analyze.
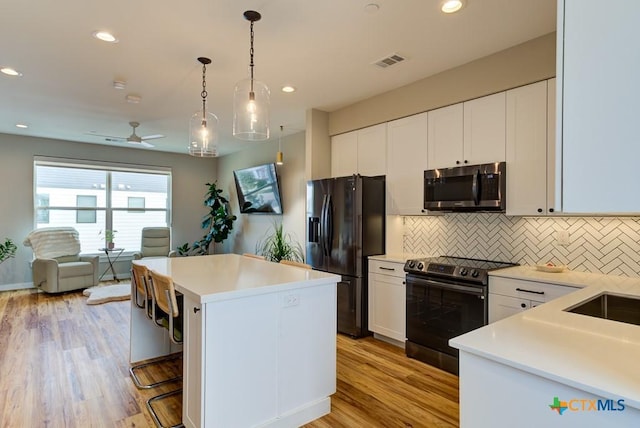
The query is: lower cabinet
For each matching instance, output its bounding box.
[489,276,577,323]
[368,259,406,342]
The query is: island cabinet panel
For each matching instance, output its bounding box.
[183,283,336,428]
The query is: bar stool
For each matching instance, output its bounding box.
[146,269,184,428]
[242,252,266,260]
[129,263,182,390]
[279,259,312,269]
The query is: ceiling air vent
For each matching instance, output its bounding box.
[373,53,406,69]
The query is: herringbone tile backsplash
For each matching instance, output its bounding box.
[403,215,640,277]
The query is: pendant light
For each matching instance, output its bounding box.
[276,125,284,165]
[189,57,219,157]
[233,10,270,141]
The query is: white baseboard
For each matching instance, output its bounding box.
[0,282,35,292]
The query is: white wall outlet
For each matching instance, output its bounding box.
[283,294,300,307]
[556,230,570,246]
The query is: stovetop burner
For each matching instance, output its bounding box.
[404,256,518,285]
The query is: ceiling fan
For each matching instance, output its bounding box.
[91,121,165,148]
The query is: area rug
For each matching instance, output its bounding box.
[83,283,131,305]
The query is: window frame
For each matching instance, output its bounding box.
[33,156,172,254]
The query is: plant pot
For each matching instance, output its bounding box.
[108,242,115,250]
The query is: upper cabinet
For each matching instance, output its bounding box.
[428,92,506,169]
[559,0,640,213]
[506,79,556,216]
[463,92,506,166]
[386,113,428,215]
[331,123,386,177]
[427,104,463,169]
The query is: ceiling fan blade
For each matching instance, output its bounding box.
[141,134,165,141]
[128,140,155,148]
[85,132,125,140]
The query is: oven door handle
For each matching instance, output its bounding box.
[407,277,485,297]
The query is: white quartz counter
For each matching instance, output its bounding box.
[451,271,640,409]
[489,265,607,288]
[134,253,340,304]
[368,253,430,264]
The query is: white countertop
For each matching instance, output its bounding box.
[451,271,640,409]
[368,253,430,263]
[134,254,340,304]
[489,265,609,288]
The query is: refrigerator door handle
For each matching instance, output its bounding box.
[321,194,329,256]
[326,194,334,253]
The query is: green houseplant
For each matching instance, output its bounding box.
[178,182,237,256]
[256,222,304,263]
[99,229,117,249]
[0,238,17,265]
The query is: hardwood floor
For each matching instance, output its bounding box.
[0,287,459,427]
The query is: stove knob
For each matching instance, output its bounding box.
[417,262,424,270]
[471,269,479,278]
[460,268,468,276]
[408,260,415,268]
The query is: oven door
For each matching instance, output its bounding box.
[406,274,487,357]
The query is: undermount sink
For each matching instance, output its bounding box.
[565,293,640,326]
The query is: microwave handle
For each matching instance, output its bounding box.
[472,169,480,205]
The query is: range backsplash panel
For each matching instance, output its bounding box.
[403,214,640,277]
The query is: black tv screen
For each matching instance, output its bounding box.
[233,163,283,214]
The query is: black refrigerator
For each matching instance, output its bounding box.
[306,175,385,338]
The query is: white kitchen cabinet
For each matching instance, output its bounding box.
[368,259,406,342]
[427,103,463,169]
[428,92,505,169]
[331,123,386,177]
[463,92,506,166]
[386,113,428,215]
[559,0,640,213]
[331,131,358,177]
[506,79,557,216]
[488,276,577,323]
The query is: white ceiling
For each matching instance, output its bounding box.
[0,0,556,156]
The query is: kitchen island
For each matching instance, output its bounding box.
[450,269,640,427]
[131,254,340,428]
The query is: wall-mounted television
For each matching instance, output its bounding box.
[233,163,283,214]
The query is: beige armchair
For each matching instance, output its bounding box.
[132,227,176,260]
[24,227,99,293]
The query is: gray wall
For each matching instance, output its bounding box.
[0,133,217,288]
[216,132,307,258]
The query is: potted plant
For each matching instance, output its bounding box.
[178,182,237,256]
[256,222,304,263]
[0,238,17,264]
[100,229,117,249]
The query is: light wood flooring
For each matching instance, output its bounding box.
[0,287,459,427]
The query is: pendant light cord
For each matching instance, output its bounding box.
[249,20,255,95]
[201,63,208,122]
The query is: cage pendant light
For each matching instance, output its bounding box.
[233,10,270,141]
[189,57,219,157]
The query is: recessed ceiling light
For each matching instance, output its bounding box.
[441,0,466,14]
[15,123,28,129]
[92,31,118,43]
[364,3,380,14]
[1,67,22,77]
[281,86,296,93]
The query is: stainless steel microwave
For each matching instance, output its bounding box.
[424,162,506,212]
